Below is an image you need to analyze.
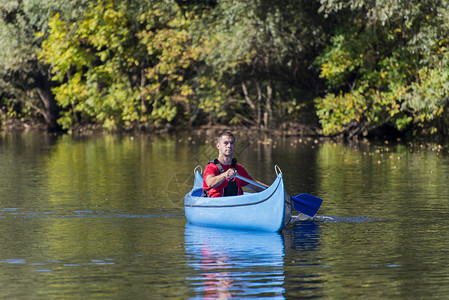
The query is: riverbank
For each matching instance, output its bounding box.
[2,117,448,147]
[0,117,321,138]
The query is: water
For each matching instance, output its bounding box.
[1,132,449,298]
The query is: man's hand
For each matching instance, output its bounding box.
[225,168,238,179]
[206,168,238,188]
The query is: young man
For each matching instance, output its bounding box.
[203,131,268,197]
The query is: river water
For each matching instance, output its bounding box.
[0,132,448,299]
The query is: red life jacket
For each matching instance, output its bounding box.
[203,158,239,197]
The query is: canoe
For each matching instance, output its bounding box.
[184,166,292,232]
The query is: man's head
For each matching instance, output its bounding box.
[217,131,235,143]
[216,131,235,158]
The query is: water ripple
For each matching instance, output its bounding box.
[315,215,383,223]
[0,209,182,219]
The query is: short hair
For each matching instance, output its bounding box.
[217,131,235,143]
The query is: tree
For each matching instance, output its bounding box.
[315,0,449,138]
[0,0,86,131]
[190,0,327,128]
[40,0,202,131]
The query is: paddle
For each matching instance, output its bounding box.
[234,174,323,217]
[290,193,322,217]
[234,174,266,190]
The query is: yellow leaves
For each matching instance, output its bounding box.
[316,83,416,136]
[99,50,109,62]
[180,84,194,98]
[316,90,375,135]
[320,51,351,79]
[103,8,125,24]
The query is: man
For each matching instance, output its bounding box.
[203,131,268,197]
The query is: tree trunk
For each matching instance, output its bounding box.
[265,84,273,128]
[256,82,262,128]
[35,73,61,132]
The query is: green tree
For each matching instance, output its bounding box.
[316,0,449,138]
[138,3,201,126]
[40,0,201,131]
[190,0,326,128]
[0,0,87,131]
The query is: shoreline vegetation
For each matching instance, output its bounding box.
[0,108,442,145]
[2,1,449,142]
[0,116,320,138]
[0,117,431,145]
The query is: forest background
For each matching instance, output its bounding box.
[1,0,449,140]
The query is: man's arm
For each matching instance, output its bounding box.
[205,168,237,188]
[246,179,269,192]
[234,164,268,192]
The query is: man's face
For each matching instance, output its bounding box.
[217,135,235,157]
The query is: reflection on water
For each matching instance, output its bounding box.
[185,224,285,299]
[2,133,449,298]
[283,220,324,299]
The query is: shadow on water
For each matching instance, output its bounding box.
[283,218,324,299]
[286,219,321,252]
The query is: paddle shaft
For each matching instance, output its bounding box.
[234,174,266,190]
[237,174,322,217]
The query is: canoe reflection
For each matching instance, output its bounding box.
[185,224,286,299]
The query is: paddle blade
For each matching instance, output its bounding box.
[291,193,323,217]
